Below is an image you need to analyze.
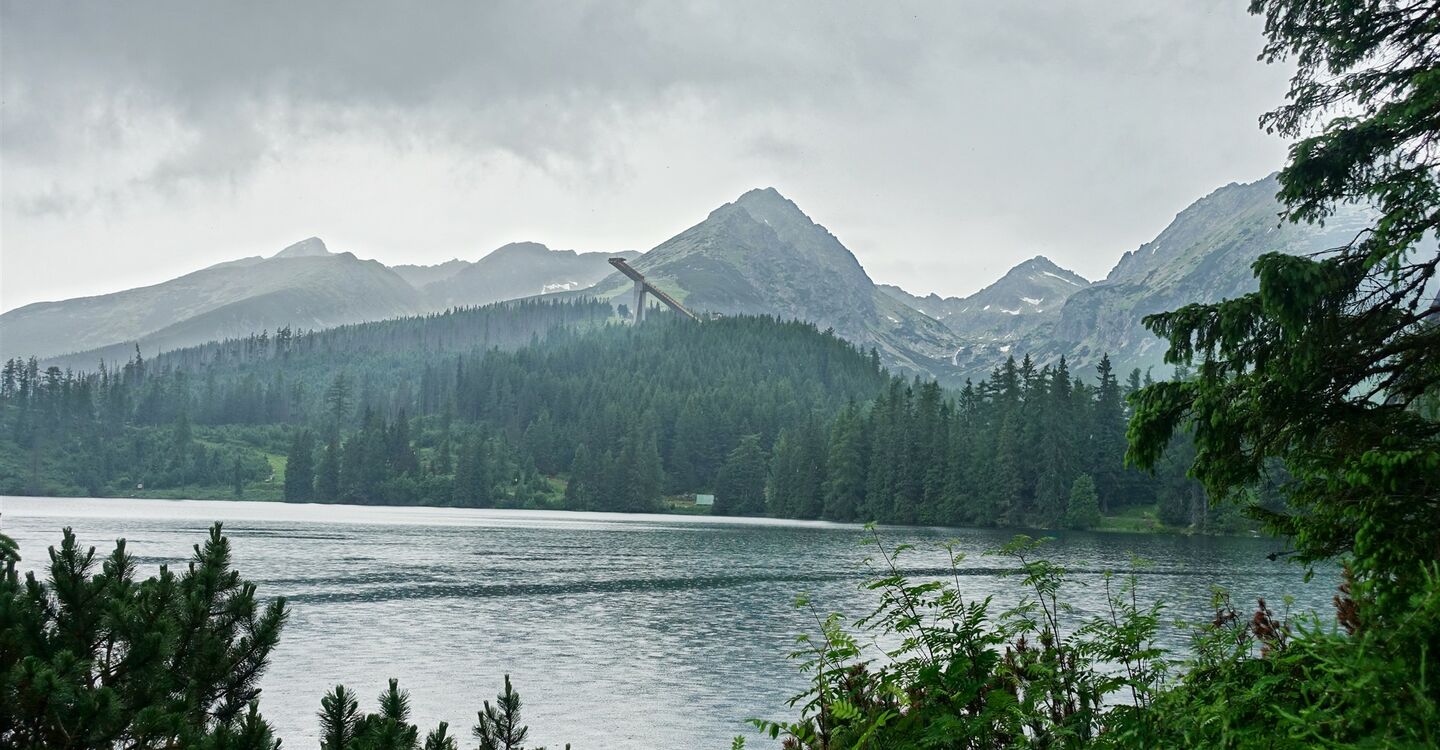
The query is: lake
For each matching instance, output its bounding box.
[1,496,1337,748]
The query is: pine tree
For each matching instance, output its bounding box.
[319,685,362,750]
[423,722,459,750]
[473,675,530,750]
[358,678,420,750]
[1,524,288,747]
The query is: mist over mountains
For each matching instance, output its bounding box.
[2,174,1366,384]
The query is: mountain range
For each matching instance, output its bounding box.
[1,173,1370,384]
[932,174,1369,380]
[1,238,635,364]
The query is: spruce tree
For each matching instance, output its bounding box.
[715,434,768,516]
[1034,360,1079,526]
[231,454,245,498]
[622,431,664,512]
[1089,355,1128,512]
[822,405,867,522]
[766,432,794,518]
[284,428,316,502]
[325,372,353,429]
[768,427,826,518]
[564,443,594,510]
[1131,0,1440,601]
[1063,474,1102,530]
[316,437,341,502]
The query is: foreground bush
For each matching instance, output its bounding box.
[0,525,565,750]
[748,530,1440,749]
[0,523,287,749]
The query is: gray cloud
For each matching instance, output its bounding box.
[1,1,1293,311]
[2,1,923,173]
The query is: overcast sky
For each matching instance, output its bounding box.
[0,1,1293,313]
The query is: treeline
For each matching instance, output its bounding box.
[723,355,1249,529]
[2,302,1234,529]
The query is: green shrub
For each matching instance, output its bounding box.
[749,530,1440,749]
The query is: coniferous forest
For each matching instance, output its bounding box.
[0,298,1234,531]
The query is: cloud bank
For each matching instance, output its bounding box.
[1,1,1292,311]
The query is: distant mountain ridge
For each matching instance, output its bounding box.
[1,240,423,362]
[4,174,1376,388]
[880,255,1090,346]
[926,175,1373,380]
[2,238,637,363]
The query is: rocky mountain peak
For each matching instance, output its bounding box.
[733,186,789,207]
[487,241,556,259]
[272,237,332,259]
[721,187,813,228]
[1006,255,1089,287]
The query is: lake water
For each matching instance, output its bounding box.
[1,496,1337,748]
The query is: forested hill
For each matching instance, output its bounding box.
[1,295,1244,530]
[48,296,617,374]
[0,304,890,510]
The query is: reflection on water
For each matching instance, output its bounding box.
[2,496,1335,748]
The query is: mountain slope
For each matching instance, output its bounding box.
[924,174,1374,381]
[3,238,422,361]
[421,242,637,309]
[1044,174,1372,372]
[579,187,961,378]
